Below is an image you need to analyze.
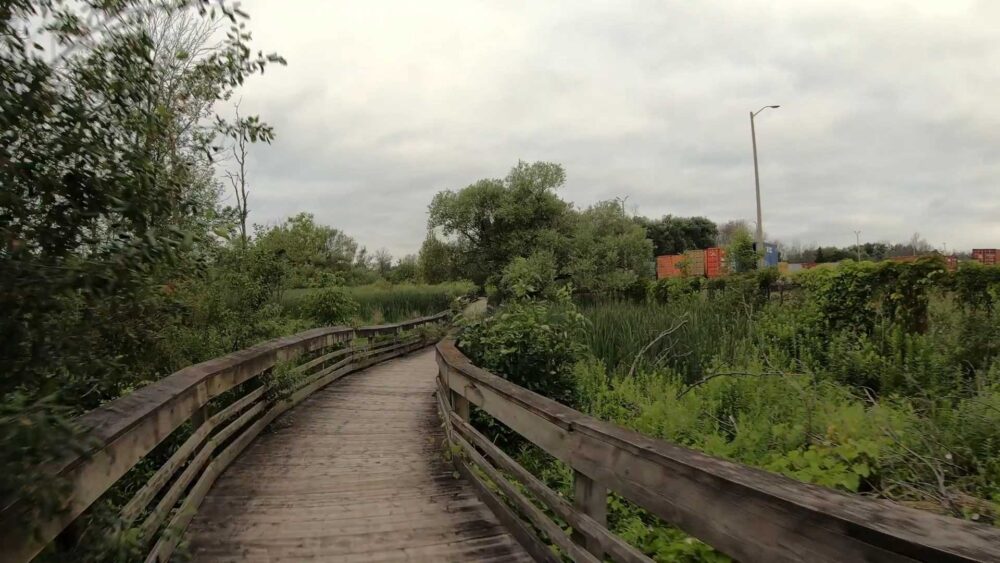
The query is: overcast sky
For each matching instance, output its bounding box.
[231,0,999,257]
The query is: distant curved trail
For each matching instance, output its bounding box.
[185,349,530,562]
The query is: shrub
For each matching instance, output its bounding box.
[499,251,559,301]
[263,359,301,403]
[303,287,359,325]
[458,288,586,406]
[951,261,1000,311]
[648,277,701,304]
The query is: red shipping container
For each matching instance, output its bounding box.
[705,247,726,278]
[656,255,684,279]
[973,249,998,265]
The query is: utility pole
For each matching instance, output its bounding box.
[617,195,629,217]
[751,105,780,267]
[854,230,862,262]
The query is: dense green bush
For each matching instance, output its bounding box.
[499,251,559,301]
[648,277,702,304]
[951,261,1000,311]
[458,288,586,406]
[301,287,360,325]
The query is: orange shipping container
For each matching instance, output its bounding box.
[683,249,706,277]
[656,254,684,279]
[705,247,726,278]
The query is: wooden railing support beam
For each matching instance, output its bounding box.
[451,390,470,421]
[573,469,608,559]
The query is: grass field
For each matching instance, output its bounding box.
[282,281,475,323]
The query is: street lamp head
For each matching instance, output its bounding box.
[753,104,781,116]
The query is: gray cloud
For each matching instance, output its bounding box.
[232,0,1000,256]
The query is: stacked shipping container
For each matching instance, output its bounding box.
[659,249,974,282]
[656,248,725,279]
[656,255,684,279]
[973,249,998,266]
[706,247,725,278]
[684,250,706,277]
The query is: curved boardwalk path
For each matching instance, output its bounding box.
[185,348,530,562]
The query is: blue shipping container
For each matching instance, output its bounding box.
[754,242,780,267]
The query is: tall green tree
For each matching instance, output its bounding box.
[428,161,571,286]
[1,1,283,405]
[1,2,284,551]
[417,233,459,284]
[636,215,718,255]
[568,202,653,293]
[727,225,759,273]
[255,213,359,287]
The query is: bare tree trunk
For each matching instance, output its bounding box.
[226,104,250,248]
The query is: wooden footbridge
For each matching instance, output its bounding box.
[5,312,1000,562]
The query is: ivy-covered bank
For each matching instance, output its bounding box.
[457,258,1000,561]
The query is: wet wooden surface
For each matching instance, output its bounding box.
[186,348,530,562]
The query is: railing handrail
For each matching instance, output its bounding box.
[436,337,1000,562]
[3,310,449,563]
[78,310,446,460]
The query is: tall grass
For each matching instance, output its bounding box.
[283,281,475,323]
[580,295,754,382]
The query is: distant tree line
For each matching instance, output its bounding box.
[781,233,946,263]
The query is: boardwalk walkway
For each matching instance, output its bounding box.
[185,348,530,562]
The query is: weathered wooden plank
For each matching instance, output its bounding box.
[451,431,600,563]
[293,345,352,375]
[120,386,265,524]
[455,458,560,563]
[184,349,529,562]
[572,469,607,559]
[452,390,471,421]
[139,401,266,542]
[0,328,352,563]
[437,338,1000,563]
[145,397,284,562]
[3,313,449,563]
[450,412,652,563]
[150,340,438,559]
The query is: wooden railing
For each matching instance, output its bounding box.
[2,312,449,563]
[435,338,1000,563]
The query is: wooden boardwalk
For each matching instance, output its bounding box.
[185,349,530,562]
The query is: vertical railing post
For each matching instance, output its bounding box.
[190,405,209,428]
[190,384,210,428]
[572,469,607,559]
[451,390,470,421]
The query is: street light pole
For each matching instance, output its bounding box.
[854,230,862,262]
[751,105,779,268]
